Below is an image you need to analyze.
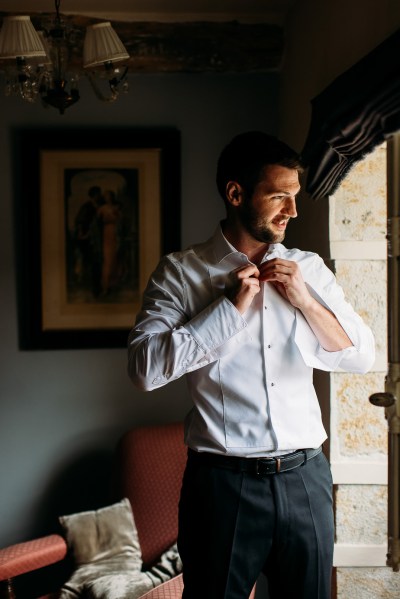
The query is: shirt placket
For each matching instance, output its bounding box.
[260,250,285,445]
[261,280,279,445]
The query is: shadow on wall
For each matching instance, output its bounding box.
[29,448,115,539]
[13,448,117,596]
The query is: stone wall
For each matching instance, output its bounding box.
[329,143,400,595]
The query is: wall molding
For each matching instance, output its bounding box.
[331,460,387,485]
[334,543,387,567]
[330,240,386,260]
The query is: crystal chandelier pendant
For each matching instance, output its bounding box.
[39,11,80,114]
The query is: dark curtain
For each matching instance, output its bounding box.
[301,29,400,199]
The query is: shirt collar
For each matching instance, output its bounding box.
[210,223,287,265]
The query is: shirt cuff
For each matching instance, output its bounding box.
[294,310,358,371]
[183,296,250,354]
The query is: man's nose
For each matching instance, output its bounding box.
[283,197,297,218]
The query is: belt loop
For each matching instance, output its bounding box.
[275,457,281,473]
[302,450,308,465]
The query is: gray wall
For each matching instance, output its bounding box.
[0,72,279,546]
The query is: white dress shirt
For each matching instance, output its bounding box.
[128,225,375,457]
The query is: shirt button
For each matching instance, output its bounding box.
[271,382,275,386]
[267,344,271,349]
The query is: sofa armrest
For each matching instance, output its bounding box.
[0,535,67,581]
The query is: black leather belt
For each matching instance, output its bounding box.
[188,446,322,476]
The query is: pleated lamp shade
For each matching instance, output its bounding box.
[0,15,46,59]
[83,22,129,68]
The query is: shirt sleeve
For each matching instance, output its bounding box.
[294,255,375,373]
[127,256,250,391]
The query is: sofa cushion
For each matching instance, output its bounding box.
[58,498,153,598]
[58,498,182,599]
[59,498,142,567]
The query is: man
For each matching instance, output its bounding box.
[127,132,375,599]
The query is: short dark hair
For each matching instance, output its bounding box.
[216,131,304,200]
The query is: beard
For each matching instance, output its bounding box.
[238,201,287,244]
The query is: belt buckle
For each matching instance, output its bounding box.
[255,457,281,475]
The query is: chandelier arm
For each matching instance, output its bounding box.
[85,65,130,103]
[85,71,118,103]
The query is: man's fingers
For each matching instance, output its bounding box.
[258,258,312,309]
[259,259,296,281]
[226,264,261,314]
[233,264,260,279]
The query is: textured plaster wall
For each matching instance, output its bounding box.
[329,147,387,242]
[335,485,387,545]
[337,568,400,599]
[334,260,387,372]
[330,146,387,461]
[333,372,387,458]
[330,145,400,595]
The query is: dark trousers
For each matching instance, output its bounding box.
[178,450,334,599]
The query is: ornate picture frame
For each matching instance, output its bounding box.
[15,128,180,349]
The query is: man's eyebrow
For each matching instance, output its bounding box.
[272,190,300,196]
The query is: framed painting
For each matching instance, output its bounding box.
[15,128,180,349]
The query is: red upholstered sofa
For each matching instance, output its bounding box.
[0,422,256,599]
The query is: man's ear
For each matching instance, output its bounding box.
[226,181,243,206]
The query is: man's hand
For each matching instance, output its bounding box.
[259,258,313,310]
[260,258,353,351]
[225,264,261,314]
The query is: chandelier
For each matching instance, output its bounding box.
[0,0,130,114]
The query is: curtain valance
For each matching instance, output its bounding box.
[301,29,400,199]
